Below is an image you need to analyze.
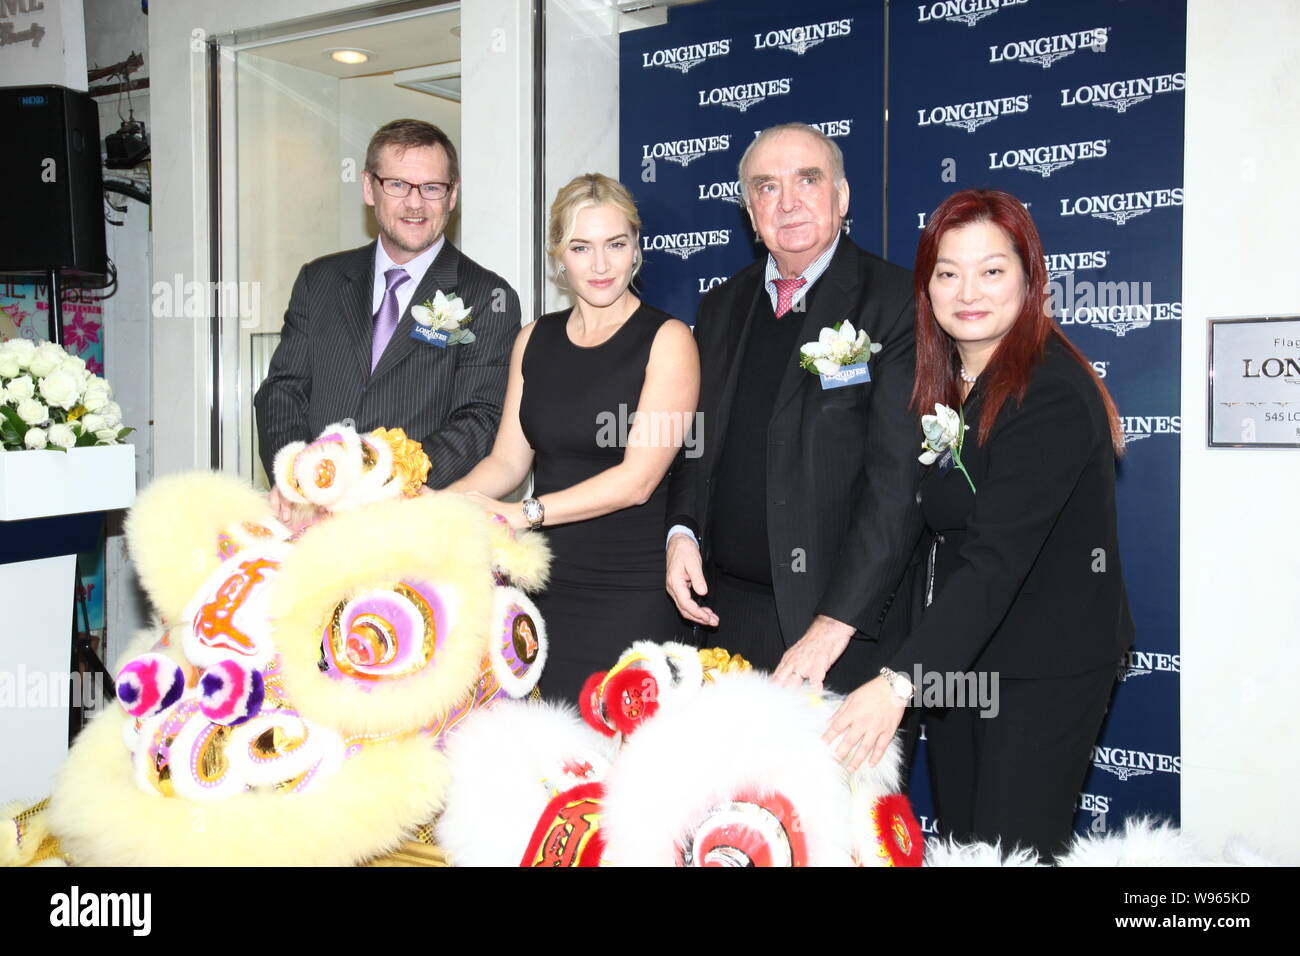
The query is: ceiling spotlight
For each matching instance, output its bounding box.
[327,48,373,65]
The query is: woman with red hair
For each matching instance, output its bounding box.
[823,189,1134,859]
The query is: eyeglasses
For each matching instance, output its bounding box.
[370,173,454,201]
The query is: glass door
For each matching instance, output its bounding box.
[212,1,463,486]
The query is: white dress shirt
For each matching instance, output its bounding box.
[372,235,445,318]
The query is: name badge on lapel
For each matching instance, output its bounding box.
[410,325,450,348]
[800,321,882,390]
[410,292,474,349]
[819,362,871,390]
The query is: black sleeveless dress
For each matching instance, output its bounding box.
[519,303,685,705]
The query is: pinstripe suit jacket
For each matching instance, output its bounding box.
[667,237,923,643]
[254,239,520,487]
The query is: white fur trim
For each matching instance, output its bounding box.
[1055,817,1208,867]
[601,672,857,866]
[272,441,309,505]
[486,587,547,698]
[923,838,1044,867]
[437,700,614,866]
[49,705,448,866]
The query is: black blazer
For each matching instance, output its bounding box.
[253,239,520,487]
[667,236,923,641]
[886,336,1135,680]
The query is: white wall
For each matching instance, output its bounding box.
[1182,0,1300,861]
[0,0,85,89]
[541,0,621,315]
[460,0,534,320]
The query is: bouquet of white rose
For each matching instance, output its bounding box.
[0,339,133,452]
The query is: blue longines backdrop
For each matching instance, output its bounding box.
[620,0,1183,841]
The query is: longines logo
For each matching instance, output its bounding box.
[698,78,792,113]
[917,94,1031,133]
[989,139,1107,177]
[754,119,852,140]
[641,39,730,74]
[1076,792,1110,814]
[641,134,732,168]
[1119,415,1182,444]
[1092,745,1181,781]
[1242,356,1300,383]
[1117,650,1181,681]
[1060,72,1185,113]
[809,118,853,138]
[917,0,1029,28]
[1059,187,1183,225]
[642,229,731,260]
[697,180,744,205]
[698,276,728,293]
[1059,301,1182,336]
[753,18,852,55]
[989,27,1108,69]
[1044,249,1109,280]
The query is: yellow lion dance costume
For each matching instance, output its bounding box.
[5,423,549,866]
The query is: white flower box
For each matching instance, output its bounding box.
[0,444,137,521]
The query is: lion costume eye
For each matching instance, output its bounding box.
[677,790,807,868]
[320,582,443,681]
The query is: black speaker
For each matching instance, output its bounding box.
[0,85,107,278]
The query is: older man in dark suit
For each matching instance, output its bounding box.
[666,122,921,694]
[255,119,519,515]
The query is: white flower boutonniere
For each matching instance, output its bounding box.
[799,321,882,377]
[411,291,474,347]
[919,403,975,494]
[799,321,882,390]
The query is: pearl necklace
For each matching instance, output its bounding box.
[959,366,978,384]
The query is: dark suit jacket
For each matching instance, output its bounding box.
[887,335,1135,680]
[254,239,520,487]
[667,236,923,642]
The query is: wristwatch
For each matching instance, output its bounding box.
[521,497,545,530]
[879,666,914,704]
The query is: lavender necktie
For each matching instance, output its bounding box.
[371,267,410,372]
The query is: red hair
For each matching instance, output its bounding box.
[911,189,1124,454]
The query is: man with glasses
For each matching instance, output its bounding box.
[255,119,520,515]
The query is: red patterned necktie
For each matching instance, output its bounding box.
[773,277,807,319]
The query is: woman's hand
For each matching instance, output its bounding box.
[460,491,527,530]
[822,676,907,773]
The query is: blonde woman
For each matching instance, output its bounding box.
[446,173,699,704]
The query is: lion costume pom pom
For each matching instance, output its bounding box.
[34,423,550,866]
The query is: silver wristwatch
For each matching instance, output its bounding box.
[879,666,914,704]
[521,497,545,530]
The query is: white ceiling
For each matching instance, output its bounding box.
[247,8,461,80]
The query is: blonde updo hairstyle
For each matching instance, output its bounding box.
[547,173,643,281]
